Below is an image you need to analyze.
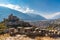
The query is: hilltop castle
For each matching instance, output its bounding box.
[4,14,32,28]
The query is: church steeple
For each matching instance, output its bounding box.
[9,14,13,17]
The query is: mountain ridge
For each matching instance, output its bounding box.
[0,6,46,22]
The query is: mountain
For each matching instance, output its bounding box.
[0,6,46,22]
[26,13,46,21]
[52,15,60,19]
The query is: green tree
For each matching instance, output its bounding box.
[0,23,7,29]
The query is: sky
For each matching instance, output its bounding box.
[0,0,60,19]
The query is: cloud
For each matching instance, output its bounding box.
[0,4,34,13]
[23,8,34,13]
[41,12,60,19]
[0,4,60,19]
[0,4,48,19]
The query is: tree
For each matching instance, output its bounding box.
[0,22,7,29]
